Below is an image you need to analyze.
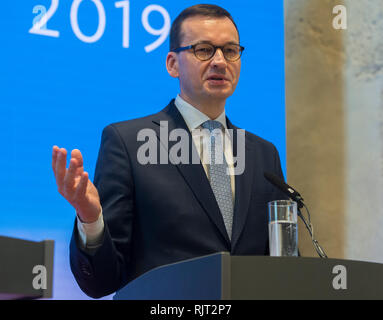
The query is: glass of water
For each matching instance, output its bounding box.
[268,200,298,256]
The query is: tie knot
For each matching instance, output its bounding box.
[201,120,222,132]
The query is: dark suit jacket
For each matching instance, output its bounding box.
[70,99,286,298]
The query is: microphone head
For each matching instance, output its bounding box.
[264,171,288,190]
[263,171,304,208]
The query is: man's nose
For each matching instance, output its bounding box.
[210,48,227,68]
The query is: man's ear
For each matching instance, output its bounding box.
[166,52,179,78]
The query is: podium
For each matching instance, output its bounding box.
[0,236,54,300]
[114,252,383,300]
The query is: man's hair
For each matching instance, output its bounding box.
[169,4,240,51]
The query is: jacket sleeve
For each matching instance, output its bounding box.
[69,124,135,299]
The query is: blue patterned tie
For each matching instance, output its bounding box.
[201,120,234,240]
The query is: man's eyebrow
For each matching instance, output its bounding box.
[196,40,240,45]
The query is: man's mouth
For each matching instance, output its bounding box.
[207,75,227,81]
[207,75,229,85]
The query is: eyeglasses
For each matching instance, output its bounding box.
[172,42,245,62]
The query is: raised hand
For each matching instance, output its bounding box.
[52,146,101,223]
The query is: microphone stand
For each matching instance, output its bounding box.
[297,201,328,258]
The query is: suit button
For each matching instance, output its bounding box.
[80,263,92,276]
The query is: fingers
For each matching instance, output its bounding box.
[52,146,96,213]
[63,158,79,196]
[52,146,59,173]
[54,147,68,193]
[73,171,89,205]
[52,147,101,221]
[53,146,83,198]
[71,149,84,168]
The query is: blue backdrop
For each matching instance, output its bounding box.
[0,0,285,299]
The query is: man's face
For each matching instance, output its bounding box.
[170,16,241,106]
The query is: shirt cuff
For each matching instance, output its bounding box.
[76,209,104,249]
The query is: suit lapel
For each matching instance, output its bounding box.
[151,100,231,246]
[226,118,255,251]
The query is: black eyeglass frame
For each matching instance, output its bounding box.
[172,42,245,62]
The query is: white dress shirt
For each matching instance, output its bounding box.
[174,95,235,198]
[77,95,236,249]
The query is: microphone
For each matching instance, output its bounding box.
[263,171,328,258]
[263,172,304,208]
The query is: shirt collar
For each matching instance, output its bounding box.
[174,94,227,131]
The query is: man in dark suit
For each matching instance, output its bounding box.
[52,4,286,298]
